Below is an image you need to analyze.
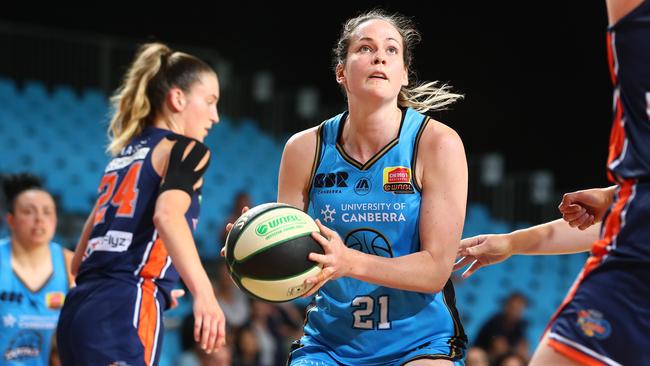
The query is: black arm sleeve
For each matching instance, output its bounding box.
[159,134,210,197]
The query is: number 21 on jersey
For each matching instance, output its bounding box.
[352,295,391,330]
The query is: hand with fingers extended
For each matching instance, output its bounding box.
[193,290,227,354]
[453,234,514,279]
[220,206,249,257]
[558,186,614,230]
[301,219,354,298]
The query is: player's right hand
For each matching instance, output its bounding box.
[221,206,249,257]
[193,291,226,354]
[453,234,514,278]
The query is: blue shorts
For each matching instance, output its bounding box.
[547,181,650,365]
[288,338,466,366]
[57,277,166,366]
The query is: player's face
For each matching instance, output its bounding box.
[7,190,57,247]
[338,19,408,102]
[180,72,220,142]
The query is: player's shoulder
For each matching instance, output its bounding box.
[283,125,320,154]
[419,118,464,154]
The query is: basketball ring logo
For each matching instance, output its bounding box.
[345,228,394,257]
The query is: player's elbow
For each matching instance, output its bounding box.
[418,274,448,294]
[422,255,453,294]
[153,208,177,230]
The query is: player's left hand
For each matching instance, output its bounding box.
[302,219,353,297]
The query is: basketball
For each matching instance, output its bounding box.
[224,203,324,302]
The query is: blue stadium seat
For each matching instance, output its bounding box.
[0,76,18,101]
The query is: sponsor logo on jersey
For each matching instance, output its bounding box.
[4,330,42,361]
[354,177,372,196]
[0,291,23,305]
[45,292,65,310]
[383,167,414,194]
[2,314,16,327]
[87,230,134,255]
[338,202,407,223]
[321,205,336,223]
[576,309,611,339]
[314,171,348,194]
[344,228,394,257]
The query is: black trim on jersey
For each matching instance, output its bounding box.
[411,116,430,193]
[400,354,455,365]
[13,268,53,294]
[335,108,406,171]
[399,282,467,365]
[286,340,305,366]
[159,135,210,197]
[307,122,325,193]
[441,279,468,359]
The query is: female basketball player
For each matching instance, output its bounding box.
[0,173,73,365]
[278,10,469,365]
[56,42,226,365]
[455,1,650,364]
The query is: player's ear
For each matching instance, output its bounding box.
[167,87,185,112]
[335,63,346,85]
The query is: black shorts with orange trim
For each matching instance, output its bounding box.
[547,182,650,366]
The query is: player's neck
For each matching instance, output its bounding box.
[11,238,52,284]
[11,238,51,265]
[342,103,401,162]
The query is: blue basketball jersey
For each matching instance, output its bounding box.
[606,0,650,181]
[0,239,69,365]
[77,127,202,305]
[302,108,466,364]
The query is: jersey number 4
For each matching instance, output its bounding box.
[352,295,391,330]
[94,162,143,225]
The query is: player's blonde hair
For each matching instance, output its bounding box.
[107,42,214,156]
[333,9,463,113]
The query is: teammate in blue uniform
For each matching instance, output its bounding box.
[278,10,469,365]
[56,42,226,366]
[455,1,650,364]
[0,173,73,365]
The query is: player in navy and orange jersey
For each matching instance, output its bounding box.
[455,1,650,364]
[56,42,226,366]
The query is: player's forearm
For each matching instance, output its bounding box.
[508,219,597,255]
[71,206,98,275]
[349,249,452,293]
[154,213,212,295]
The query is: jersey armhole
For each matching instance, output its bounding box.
[412,116,431,193]
[307,121,326,194]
